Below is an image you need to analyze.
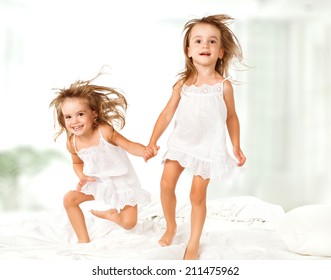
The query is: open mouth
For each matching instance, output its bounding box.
[199,52,211,56]
[72,125,83,131]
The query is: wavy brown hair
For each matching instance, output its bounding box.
[50,70,127,141]
[177,14,244,86]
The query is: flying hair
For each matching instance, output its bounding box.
[177,14,245,86]
[49,68,127,141]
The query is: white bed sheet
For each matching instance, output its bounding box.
[0,196,329,260]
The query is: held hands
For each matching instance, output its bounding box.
[143,143,160,162]
[76,176,96,192]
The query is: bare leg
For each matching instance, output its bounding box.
[63,190,94,243]
[91,205,138,230]
[184,175,209,260]
[90,209,117,219]
[159,160,184,246]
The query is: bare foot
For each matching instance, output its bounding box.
[158,227,176,247]
[90,209,118,221]
[183,241,199,260]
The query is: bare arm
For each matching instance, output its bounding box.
[98,124,150,161]
[67,139,84,178]
[112,130,147,158]
[147,84,182,155]
[66,138,95,191]
[223,80,246,166]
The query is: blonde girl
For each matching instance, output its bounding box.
[50,71,151,243]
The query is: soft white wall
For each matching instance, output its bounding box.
[1,0,330,211]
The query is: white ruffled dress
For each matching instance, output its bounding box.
[163,78,242,181]
[74,130,150,211]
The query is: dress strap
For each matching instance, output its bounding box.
[222,76,230,85]
[98,126,108,143]
[220,76,231,93]
[73,135,78,153]
[97,125,108,143]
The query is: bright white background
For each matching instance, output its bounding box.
[1,0,331,212]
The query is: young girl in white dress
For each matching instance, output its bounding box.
[146,14,247,259]
[50,71,151,243]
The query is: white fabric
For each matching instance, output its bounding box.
[74,132,150,210]
[205,196,285,222]
[1,196,330,260]
[277,204,331,257]
[163,80,242,181]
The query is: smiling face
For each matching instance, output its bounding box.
[61,98,97,137]
[187,23,224,68]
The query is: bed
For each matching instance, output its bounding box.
[1,195,331,260]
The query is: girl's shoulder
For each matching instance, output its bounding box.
[222,76,233,87]
[217,75,232,84]
[98,123,114,142]
[222,78,234,98]
[66,135,76,154]
[173,80,184,93]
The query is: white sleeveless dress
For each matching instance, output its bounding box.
[73,129,150,210]
[163,78,242,181]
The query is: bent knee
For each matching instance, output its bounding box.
[63,191,78,208]
[122,219,137,230]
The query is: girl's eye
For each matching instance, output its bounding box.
[195,39,201,44]
[65,116,71,120]
[78,113,84,116]
[210,40,216,44]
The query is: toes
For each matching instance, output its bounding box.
[158,239,169,247]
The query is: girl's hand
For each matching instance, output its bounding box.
[233,148,246,167]
[143,145,160,162]
[76,176,96,192]
[147,143,160,156]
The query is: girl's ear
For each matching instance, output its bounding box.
[219,48,224,59]
[93,111,98,121]
[187,47,192,58]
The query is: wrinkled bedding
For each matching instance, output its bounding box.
[0,196,330,260]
